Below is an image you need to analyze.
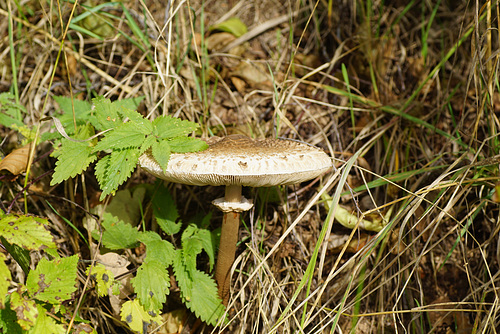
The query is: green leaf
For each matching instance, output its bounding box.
[151,140,171,173]
[187,270,225,325]
[10,290,38,330]
[0,92,24,128]
[0,237,30,274]
[173,250,224,325]
[0,297,23,334]
[131,260,170,311]
[139,135,156,154]
[50,124,97,185]
[86,263,114,297]
[209,17,248,37]
[29,304,66,334]
[181,224,216,271]
[89,96,123,131]
[152,116,199,139]
[172,250,193,300]
[117,107,152,134]
[168,137,208,153]
[106,187,146,226]
[94,122,148,151]
[0,113,24,129]
[53,96,93,130]
[0,253,11,308]
[152,183,181,235]
[26,255,79,304]
[138,232,175,267]
[195,226,216,272]
[93,213,140,249]
[181,225,203,273]
[0,214,56,251]
[95,148,140,199]
[113,96,145,113]
[120,299,162,333]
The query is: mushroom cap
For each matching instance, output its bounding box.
[139,134,332,187]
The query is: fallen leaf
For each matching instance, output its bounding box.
[230,61,271,88]
[0,144,32,175]
[206,32,236,51]
[230,76,247,93]
[157,309,187,334]
[209,17,248,37]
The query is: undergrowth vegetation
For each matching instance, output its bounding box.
[0,0,499,333]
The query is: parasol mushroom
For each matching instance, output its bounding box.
[139,134,331,305]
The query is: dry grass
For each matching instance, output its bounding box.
[1,0,500,333]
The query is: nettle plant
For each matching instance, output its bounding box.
[0,96,225,333]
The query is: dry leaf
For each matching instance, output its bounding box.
[230,61,271,88]
[230,76,247,93]
[206,32,236,51]
[0,144,32,175]
[157,309,187,334]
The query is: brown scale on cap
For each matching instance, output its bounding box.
[139,134,332,187]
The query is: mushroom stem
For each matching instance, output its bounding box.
[215,185,242,306]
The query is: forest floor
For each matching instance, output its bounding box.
[1,1,499,333]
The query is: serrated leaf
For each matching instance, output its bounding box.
[94,154,110,190]
[193,225,216,272]
[117,107,152,135]
[151,140,171,173]
[50,124,97,185]
[131,261,170,311]
[0,113,24,128]
[94,122,148,152]
[138,232,175,267]
[10,290,38,330]
[96,148,140,199]
[113,96,145,112]
[209,17,248,37]
[26,255,78,304]
[181,224,216,271]
[0,237,30,274]
[0,253,11,308]
[136,230,162,243]
[172,250,224,325]
[0,92,24,128]
[187,270,225,325]
[120,299,162,333]
[139,135,156,154]
[89,96,123,131]
[181,225,203,273]
[0,214,56,251]
[93,213,140,249]
[0,297,23,334]
[168,137,208,153]
[51,140,97,185]
[152,183,181,235]
[29,304,66,334]
[152,116,199,139]
[172,250,193,301]
[53,96,93,131]
[86,263,114,297]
